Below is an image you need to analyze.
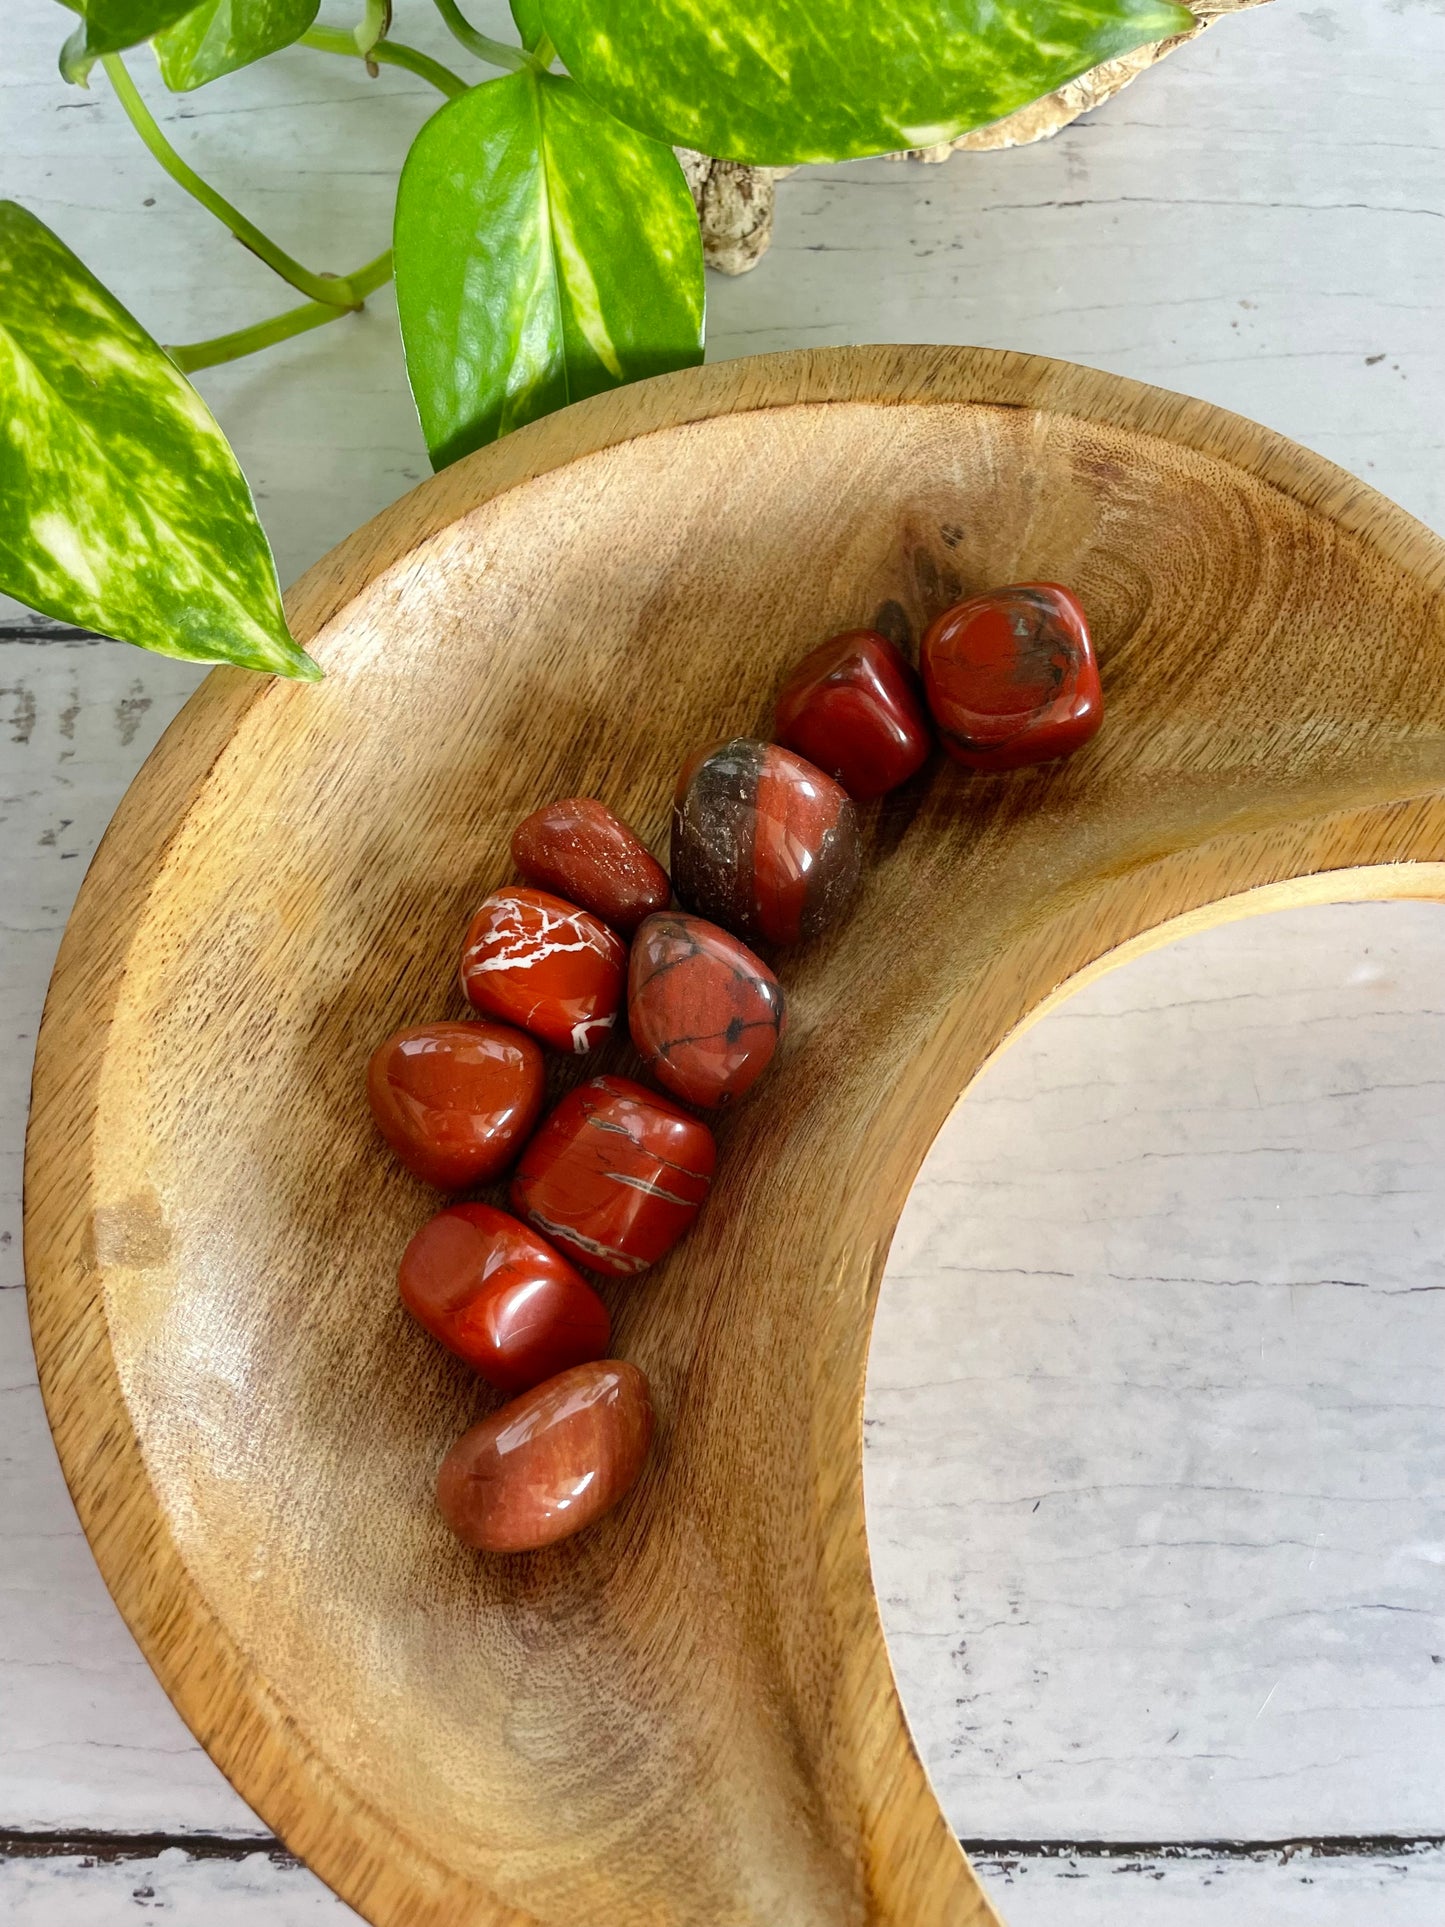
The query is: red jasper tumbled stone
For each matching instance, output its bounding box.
[921,582,1103,771]
[511,797,670,935]
[774,628,932,799]
[510,1075,715,1276]
[366,1020,544,1189]
[460,887,627,1053]
[399,1202,610,1394]
[437,1358,654,1553]
[671,738,860,947]
[629,911,784,1109]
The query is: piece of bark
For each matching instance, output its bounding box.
[907,0,1271,160]
[675,148,792,276]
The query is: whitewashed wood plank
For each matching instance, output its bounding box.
[0,633,258,1832]
[4,1843,1445,1924]
[866,901,1445,1841]
[0,1847,358,1923]
[979,1842,1445,1926]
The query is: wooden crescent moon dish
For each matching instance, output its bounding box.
[24,347,1445,1927]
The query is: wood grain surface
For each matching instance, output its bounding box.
[21,347,1445,1927]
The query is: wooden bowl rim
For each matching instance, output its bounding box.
[23,345,1445,1924]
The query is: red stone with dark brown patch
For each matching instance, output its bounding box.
[671,738,860,946]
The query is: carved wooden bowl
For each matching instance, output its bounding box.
[25,348,1445,1926]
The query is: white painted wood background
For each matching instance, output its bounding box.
[3,0,1443,1917]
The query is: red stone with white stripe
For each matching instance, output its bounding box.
[459,886,626,1053]
[510,1075,716,1276]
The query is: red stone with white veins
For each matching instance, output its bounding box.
[459,887,627,1054]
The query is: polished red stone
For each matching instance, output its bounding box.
[628,912,785,1109]
[921,582,1103,771]
[671,738,860,946]
[774,628,932,799]
[510,1075,715,1276]
[511,797,671,935]
[459,887,627,1053]
[399,1203,610,1394]
[437,1358,653,1553]
[366,1021,545,1189]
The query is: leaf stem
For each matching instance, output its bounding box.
[166,250,395,373]
[354,0,391,56]
[429,0,529,71]
[101,55,356,309]
[531,32,556,68]
[299,25,469,97]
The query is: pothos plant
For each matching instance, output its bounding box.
[1,0,1191,679]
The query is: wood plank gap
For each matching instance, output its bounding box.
[3,1829,1445,1865]
[0,624,104,645]
[961,1836,1445,1861]
[0,1830,287,1863]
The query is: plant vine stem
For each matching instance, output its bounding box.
[354,0,391,55]
[166,249,395,372]
[100,55,360,310]
[429,0,529,71]
[299,25,468,97]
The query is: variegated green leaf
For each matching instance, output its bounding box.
[56,0,195,84]
[0,203,318,679]
[394,70,704,469]
[153,0,320,91]
[538,0,1197,165]
[508,0,546,50]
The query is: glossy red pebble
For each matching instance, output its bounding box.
[399,1203,610,1394]
[671,738,860,946]
[459,887,627,1053]
[510,1075,715,1276]
[921,582,1103,771]
[366,1021,545,1189]
[628,912,785,1108]
[774,628,932,799]
[437,1359,653,1553]
[511,798,670,935]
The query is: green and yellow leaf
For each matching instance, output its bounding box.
[153,0,320,91]
[538,0,1197,165]
[56,0,196,84]
[508,0,546,51]
[394,70,704,469]
[0,203,317,678]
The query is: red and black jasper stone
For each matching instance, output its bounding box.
[628,911,785,1109]
[671,738,861,947]
[921,582,1103,771]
